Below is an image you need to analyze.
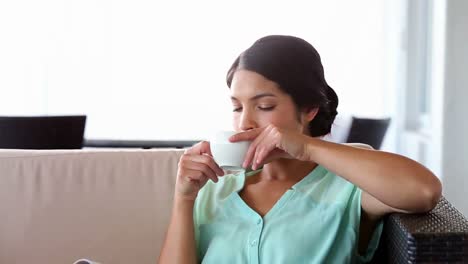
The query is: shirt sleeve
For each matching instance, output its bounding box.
[355,187,384,263]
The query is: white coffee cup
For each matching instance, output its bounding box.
[210,130,251,171]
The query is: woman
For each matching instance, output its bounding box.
[158,35,442,263]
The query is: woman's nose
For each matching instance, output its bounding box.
[239,110,257,131]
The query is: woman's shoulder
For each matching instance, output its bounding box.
[297,165,361,206]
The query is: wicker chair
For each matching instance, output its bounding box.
[371,197,468,263]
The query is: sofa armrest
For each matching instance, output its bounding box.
[374,196,468,263]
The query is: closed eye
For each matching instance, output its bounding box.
[258,106,275,111]
[232,106,276,112]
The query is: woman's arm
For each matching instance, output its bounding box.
[305,138,442,214]
[158,198,197,264]
[158,141,224,264]
[229,125,442,214]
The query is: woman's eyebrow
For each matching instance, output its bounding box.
[230,93,277,101]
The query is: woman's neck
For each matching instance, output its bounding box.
[256,158,317,182]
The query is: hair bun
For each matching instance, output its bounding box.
[308,85,338,137]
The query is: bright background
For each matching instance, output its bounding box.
[0,0,387,140]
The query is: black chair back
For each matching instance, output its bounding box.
[0,115,86,149]
[346,117,391,150]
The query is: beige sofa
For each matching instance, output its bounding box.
[2,148,468,263]
[0,148,185,264]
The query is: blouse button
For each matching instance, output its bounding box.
[250,240,257,246]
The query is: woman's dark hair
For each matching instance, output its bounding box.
[226,35,338,137]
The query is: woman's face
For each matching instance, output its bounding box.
[230,70,313,134]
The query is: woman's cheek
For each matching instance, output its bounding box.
[263,113,280,127]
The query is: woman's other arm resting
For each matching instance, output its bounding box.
[305,139,442,215]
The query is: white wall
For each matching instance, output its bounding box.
[440,0,468,217]
[0,0,388,141]
[379,0,407,153]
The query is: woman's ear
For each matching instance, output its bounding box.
[304,107,319,122]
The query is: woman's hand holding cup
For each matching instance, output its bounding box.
[175,141,224,201]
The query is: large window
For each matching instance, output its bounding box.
[0,0,386,140]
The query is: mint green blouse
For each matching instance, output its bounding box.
[193,165,383,264]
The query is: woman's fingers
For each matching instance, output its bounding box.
[254,142,277,169]
[252,128,275,168]
[188,154,224,176]
[245,127,273,169]
[183,159,219,183]
[243,130,267,168]
[175,141,224,200]
[228,126,290,170]
[183,168,209,183]
[259,127,284,165]
[182,154,224,182]
[229,129,262,143]
[185,140,213,156]
[198,141,213,156]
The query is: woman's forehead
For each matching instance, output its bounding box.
[230,70,282,98]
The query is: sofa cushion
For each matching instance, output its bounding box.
[0,148,184,264]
